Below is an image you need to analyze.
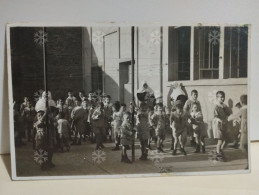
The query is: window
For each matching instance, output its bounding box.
[168,26,191,81]
[194,26,220,79]
[91,66,103,92]
[224,27,248,78]
[168,25,248,82]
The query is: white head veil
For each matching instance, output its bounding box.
[35,91,56,112]
[169,82,186,101]
[137,81,154,95]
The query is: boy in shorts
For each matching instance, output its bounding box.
[170,103,190,155]
[212,91,231,161]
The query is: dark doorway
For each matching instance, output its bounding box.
[119,61,131,103]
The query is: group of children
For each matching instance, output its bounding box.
[14,88,248,169]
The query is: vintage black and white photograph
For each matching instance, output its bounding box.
[7,24,250,180]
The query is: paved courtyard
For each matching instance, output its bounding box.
[15,138,248,177]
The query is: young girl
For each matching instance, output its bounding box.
[88,94,97,143]
[23,100,36,142]
[103,95,113,142]
[170,103,190,155]
[212,91,231,161]
[190,102,205,153]
[57,112,71,152]
[121,103,127,115]
[228,95,248,153]
[34,111,47,154]
[34,110,56,170]
[136,103,150,160]
[71,100,86,145]
[148,105,156,150]
[120,112,135,163]
[92,102,106,150]
[57,99,70,121]
[151,103,167,153]
[184,89,202,147]
[111,101,123,151]
[229,102,242,149]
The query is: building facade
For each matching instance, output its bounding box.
[82,25,249,137]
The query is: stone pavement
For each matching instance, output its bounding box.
[15,138,248,177]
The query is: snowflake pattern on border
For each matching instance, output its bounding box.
[34,149,48,165]
[150,30,161,45]
[154,162,173,173]
[92,150,106,164]
[208,151,219,165]
[208,30,220,45]
[149,150,165,164]
[34,30,48,45]
[92,31,105,45]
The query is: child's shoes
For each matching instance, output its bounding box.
[112,145,120,151]
[194,145,200,153]
[180,148,187,155]
[202,145,205,153]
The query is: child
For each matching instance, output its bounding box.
[34,110,56,170]
[81,99,90,142]
[136,103,150,160]
[34,111,47,154]
[189,102,205,153]
[78,90,85,102]
[184,90,202,147]
[151,103,167,153]
[57,99,70,121]
[20,97,29,140]
[23,100,36,142]
[57,112,71,152]
[88,96,97,143]
[88,91,95,104]
[228,95,248,153]
[20,97,29,114]
[170,103,190,155]
[184,90,202,113]
[120,103,127,115]
[71,99,86,145]
[66,90,77,117]
[148,105,156,150]
[229,102,242,149]
[212,91,231,161]
[120,112,135,163]
[14,102,25,146]
[103,95,113,142]
[92,102,106,150]
[111,101,123,151]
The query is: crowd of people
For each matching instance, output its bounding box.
[13,84,248,171]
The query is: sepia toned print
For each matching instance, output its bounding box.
[7,24,250,180]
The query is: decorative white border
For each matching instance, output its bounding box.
[6,23,251,181]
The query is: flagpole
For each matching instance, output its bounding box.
[43,27,49,147]
[131,26,135,162]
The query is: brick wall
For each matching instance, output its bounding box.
[10,27,83,104]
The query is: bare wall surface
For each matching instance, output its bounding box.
[1,0,259,154]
